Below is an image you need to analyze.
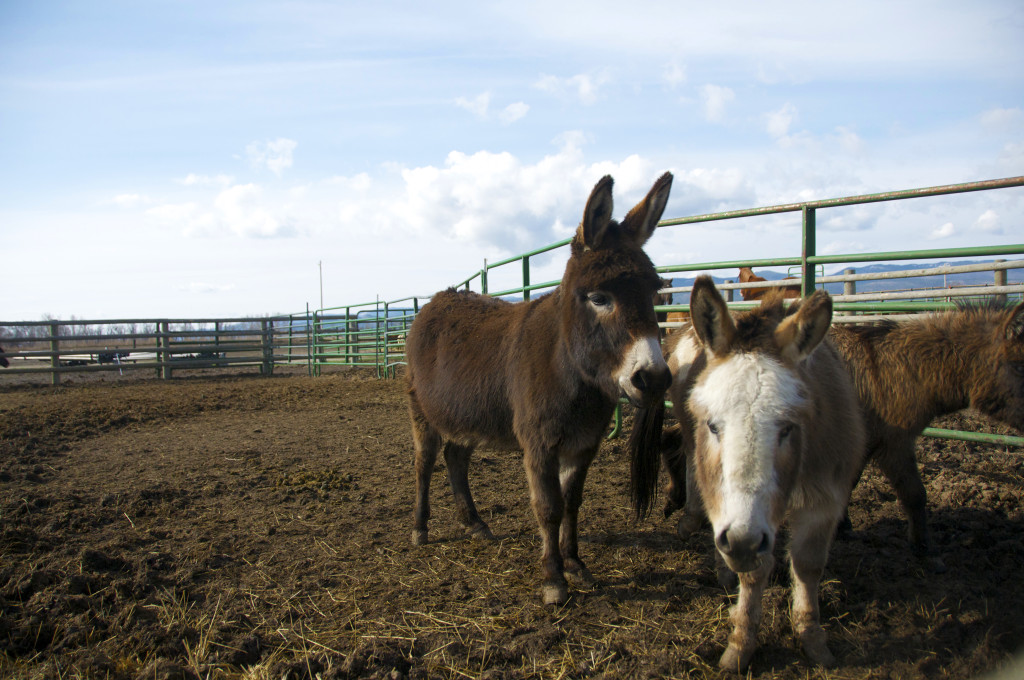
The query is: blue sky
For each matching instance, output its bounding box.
[2,0,1022,320]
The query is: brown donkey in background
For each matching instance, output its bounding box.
[829,300,1024,562]
[406,173,673,605]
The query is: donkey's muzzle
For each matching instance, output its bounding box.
[715,526,772,573]
[629,364,672,406]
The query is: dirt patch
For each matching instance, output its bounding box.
[1,369,1022,679]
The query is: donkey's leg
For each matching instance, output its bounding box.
[787,509,838,668]
[661,423,687,517]
[559,451,598,587]
[410,395,441,546]
[524,448,568,605]
[678,444,706,537]
[718,554,773,673]
[443,442,494,540]
[875,437,933,558]
[663,417,705,538]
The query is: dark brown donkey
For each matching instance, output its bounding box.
[829,300,1024,562]
[406,173,674,605]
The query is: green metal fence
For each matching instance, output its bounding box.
[312,175,1024,446]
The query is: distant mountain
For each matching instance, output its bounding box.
[663,259,1023,303]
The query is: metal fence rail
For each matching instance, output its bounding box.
[309,175,1024,447]
[0,314,313,385]
[3,177,1022,447]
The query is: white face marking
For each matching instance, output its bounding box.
[690,352,807,556]
[615,335,667,402]
[667,331,700,383]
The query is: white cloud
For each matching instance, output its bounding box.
[214,184,290,237]
[701,84,735,123]
[534,72,607,105]
[980,107,1024,132]
[821,240,865,256]
[455,93,529,124]
[663,60,687,88]
[974,209,1002,234]
[386,136,674,252]
[245,138,297,177]
[499,101,530,124]
[833,126,865,154]
[146,183,294,238]
[765,102,797,138]
[928,222,956,240]
[326,172,373,192]
[455,92,491,119]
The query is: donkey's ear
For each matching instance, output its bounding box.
[1005,301,1024,342]
[690,275,735,357]
[575,175,615,252]
[620,172,673,247]
[775,289,832,364]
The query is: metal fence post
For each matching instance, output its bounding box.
[49,322,59,386]
[260,320,270,375]
[801,206,816,297]
[160,321,172,380]
[844,268,857,296]
[994,259,1007,304]
[725,279,734,302]
[522,255,531,301]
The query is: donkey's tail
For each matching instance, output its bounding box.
[628,401,665,521]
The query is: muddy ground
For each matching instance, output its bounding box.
[1,367,1022,679]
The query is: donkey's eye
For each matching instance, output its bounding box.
[587,292,612,308]
[778,422,795,442]
[707,420,720,437]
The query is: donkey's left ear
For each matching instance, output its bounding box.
[1005,301,1024,342]
[620,172,673,247]
[775,289,832,364]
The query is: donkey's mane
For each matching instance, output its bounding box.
[728,290,793,351]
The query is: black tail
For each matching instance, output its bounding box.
[628,401,665,521]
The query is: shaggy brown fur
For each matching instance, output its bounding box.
[406,173,674,605]
[829,300,1024,558]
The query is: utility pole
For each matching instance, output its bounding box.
[319,261,324,311]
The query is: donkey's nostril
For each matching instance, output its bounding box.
[631,366,671,396]
[715,528,731,554]
[758,532,771,554]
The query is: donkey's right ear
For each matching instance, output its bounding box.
[775,289,832,364]
[575,175,615,252]
[690,275,735,357]
[1004,301,1024,342]
[620,172,673,247]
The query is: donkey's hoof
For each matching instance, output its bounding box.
[718,644,754,674]
[411,529,429,546]
[565,562,596,587]
[676,512,704,539]
[794,622,835,667]
[541,581,569,606]
[469,524,495,541]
